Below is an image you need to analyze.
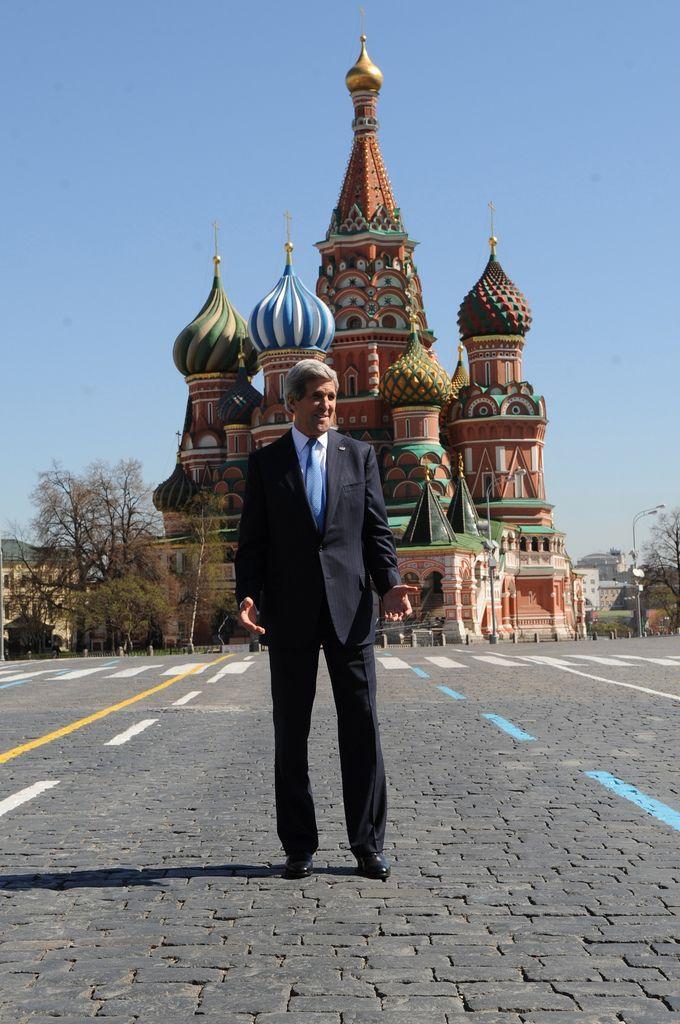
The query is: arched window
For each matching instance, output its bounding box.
[382,314,396,328]
[519,537,527,552]
[207,402,213,425]
[484,362,491,386]
[405,419,411,439]
[347,316,362,329]
[531,538,539,552]
[505,361,512,383]
[542,538,550,552]
[347,374,357,397]
[278,372,285,400]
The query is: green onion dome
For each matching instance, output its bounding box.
[380,330,452,408]
[152,455,199,512]
[458,250,532,341]
[173,257,258,377]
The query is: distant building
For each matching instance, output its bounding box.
[578,567,600,609]
[1,538,71,656]
[576,549,628,582]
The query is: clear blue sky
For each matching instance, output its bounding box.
[2,0,678,558]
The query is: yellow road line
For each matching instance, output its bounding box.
[0,655,233,765]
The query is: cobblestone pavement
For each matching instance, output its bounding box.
[1,638,679,1023]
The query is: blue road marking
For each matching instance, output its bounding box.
[438,684,466,700]
[411,667,429,678]
[482,713,536,741]
[0,680,26,691]
[584,770,680,833]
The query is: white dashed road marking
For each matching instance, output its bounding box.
[424,656,467,668]
[172,691,201,706]
[566,655,634,667]
[105,719,159,746]
[377,657,411,669]
[0,780,60,818]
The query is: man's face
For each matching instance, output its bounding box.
[290,377,337,438]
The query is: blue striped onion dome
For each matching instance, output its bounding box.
[173,257,258,377]
[248,244,335,353]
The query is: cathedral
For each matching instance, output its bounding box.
[153,34,586,644]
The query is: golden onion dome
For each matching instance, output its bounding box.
[380,330,452,408]
[345,35,384,93]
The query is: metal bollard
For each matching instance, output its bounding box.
[380,634,388,649]
[83,648,89,657]
[534,632,540,643]
[441,634,446,646]
[512,633,518,644]
[592,632,597,640]
[147,644,154,657]
[118,646,124,658]
[610,631,615,640]
[410,633,418,647]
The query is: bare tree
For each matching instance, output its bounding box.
[175,492,234,645]
[25,459,163,648]
[643,507,680,630]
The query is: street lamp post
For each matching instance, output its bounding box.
[631,504,665,638]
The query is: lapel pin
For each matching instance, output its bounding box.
[338,445,346,451]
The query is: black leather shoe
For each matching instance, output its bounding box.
[356,853,391,880]
[282,854,314,879]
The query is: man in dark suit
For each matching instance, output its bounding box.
[236,359,416,880]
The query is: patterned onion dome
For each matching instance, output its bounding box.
[248,244,335,353]
[152,455,199,512]
[458,250,532,341]
[217,356,263,426]
[345,34,383,93]
[380,330,452,408]
[173,257,258,377]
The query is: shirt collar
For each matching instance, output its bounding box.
[291,424,329,455]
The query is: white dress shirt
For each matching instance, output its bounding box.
[291,425,328,508]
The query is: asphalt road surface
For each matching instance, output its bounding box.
[1,637,680,1023]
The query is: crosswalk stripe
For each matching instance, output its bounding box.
[50,666,113,680]
[162,663,208,676]
[0,780,60,819]
[566,655,634,667]
[425,656,467,668]
[377,657,411,669]
[105,719,158,746]
[106,664,163,678]
[473,655,525,667]
[172,691,201,706]
[520,655,576,667]
[614,656,680,667]
[206,662,252,681]
[0,669,55,683]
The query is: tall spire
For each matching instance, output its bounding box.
[330,33,401,236]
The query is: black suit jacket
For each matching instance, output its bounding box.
[235,429,401,647]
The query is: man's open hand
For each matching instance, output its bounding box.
[238,597,265,635]
[382,584,419,621]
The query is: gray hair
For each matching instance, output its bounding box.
[284,359,339,413]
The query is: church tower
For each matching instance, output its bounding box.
[315,35,434,457]
[447,231,552,529]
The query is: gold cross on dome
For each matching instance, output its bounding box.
[488,201,498,255]
[359,6,365,36]
[284,210,292,246]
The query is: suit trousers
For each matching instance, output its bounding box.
[267,600,387,858]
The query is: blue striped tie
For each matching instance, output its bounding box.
[305,438,325,530]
